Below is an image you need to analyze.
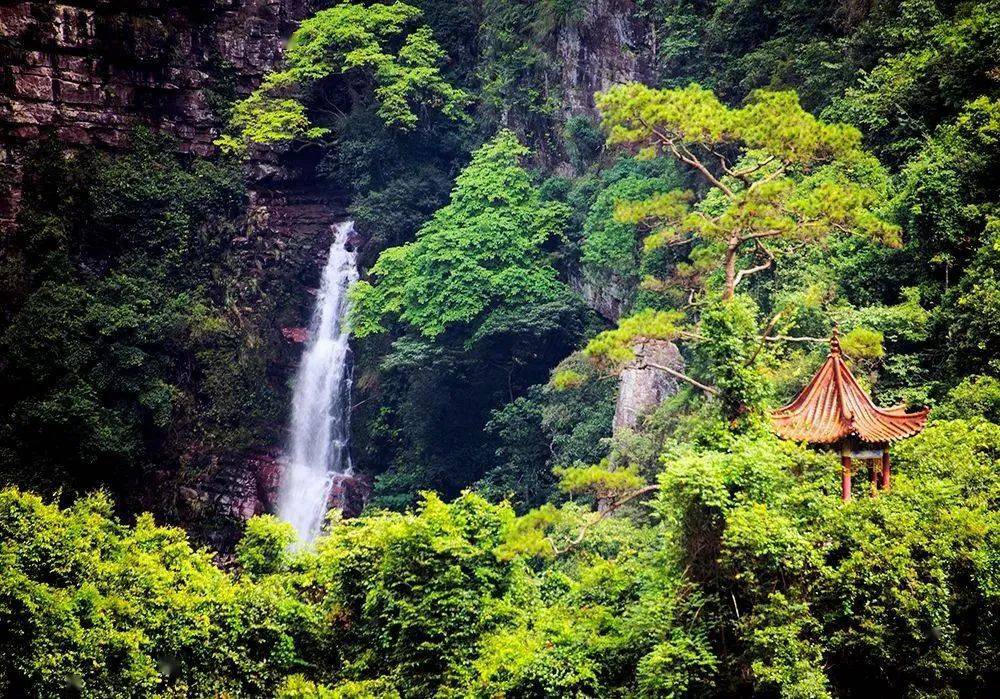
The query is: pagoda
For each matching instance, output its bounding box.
[770,331,929,500]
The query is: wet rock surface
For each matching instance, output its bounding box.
[174,450,371,551]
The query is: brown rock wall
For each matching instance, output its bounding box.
[0,0,316,229]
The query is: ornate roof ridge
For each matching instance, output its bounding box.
[770,331,929,444]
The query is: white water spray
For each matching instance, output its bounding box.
[276,221,359,543]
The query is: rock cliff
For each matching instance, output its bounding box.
[555,0,655,118]
[0,0,330,229]
[613,339,684,432]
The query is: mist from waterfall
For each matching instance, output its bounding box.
[276,221,359,543]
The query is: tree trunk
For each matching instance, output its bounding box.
[723,244,737,300]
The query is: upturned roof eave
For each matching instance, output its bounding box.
[769,333,929,446]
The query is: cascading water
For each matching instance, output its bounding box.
[276,221,359,543]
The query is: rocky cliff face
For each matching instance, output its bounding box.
[569,267,630,322]
[555,0,655,118]
[613,339,684,432]
[0,0,327,230]
[555,0,653,322]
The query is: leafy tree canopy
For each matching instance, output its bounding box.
[597,83,901,300]
[350,130,571,339]
[217,1,470,153]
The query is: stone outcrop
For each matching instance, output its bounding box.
[174,451,370,550]
[569,267,630,322]
[328,472,372,519]
[0,0,317,230]
[613,339,684,432]
[555,0,655,118]
[282,326,309,343]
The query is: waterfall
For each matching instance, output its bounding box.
[276,221,359,543]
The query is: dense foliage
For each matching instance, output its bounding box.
[217,1,470,153]
[349,132,591,506]
[5,414,1000,696]
[350,131,571,339]
[3,0,1000,696]
[0,134,284,507]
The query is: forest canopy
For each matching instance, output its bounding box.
[3,0,1000,697]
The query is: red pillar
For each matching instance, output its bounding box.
[881,451,891,492]
[841,455,852,501]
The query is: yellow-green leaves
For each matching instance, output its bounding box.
[215,94,330,153]
[597,83,732,149]
[615,190,693,226]
[495,503,571,560]
[550,368,586,391]
[583,309,685,366]
[597,83,861,164]
[838,327,885,360]
[217,1,469,154]
[595,83,900,299]
[613,189,695,252]
[734,90,862,164]
[556,462,647,498]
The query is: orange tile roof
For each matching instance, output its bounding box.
[771,333,929,445]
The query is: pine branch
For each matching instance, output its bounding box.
[639,361,720,397]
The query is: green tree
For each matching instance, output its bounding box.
[217,1,470,153]
[825,0,1000,164]
[596,84,900,301]
[350,130,571,338]
[0,489,314,697]
[349,130,588,506]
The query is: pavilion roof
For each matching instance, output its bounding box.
[770,333,929,445]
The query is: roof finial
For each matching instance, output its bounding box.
[830,323,841,355]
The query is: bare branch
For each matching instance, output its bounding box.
[678,329,708,342]
[745,309,787,366]
[661,234,697,247]
[731,155,777,179]
[639,361,720,397]
[746,163,787,192]
[711,149,734,176]
[635,116,736,198]
[675,142,736,198]
[763,335,830,343]
[739,229,786,243]
[732,259,773,289]
[733,241,776,290]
